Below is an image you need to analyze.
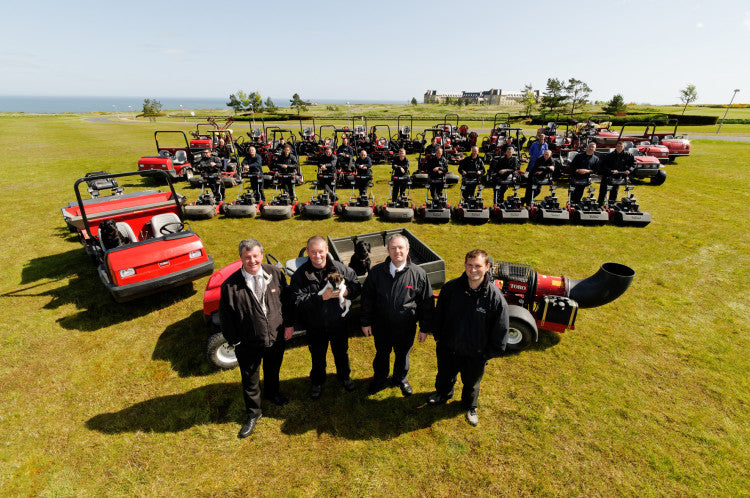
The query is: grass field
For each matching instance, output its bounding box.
[0,115,748,495]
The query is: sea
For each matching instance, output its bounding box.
[0,95,407,113]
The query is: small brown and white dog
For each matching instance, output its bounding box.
[318,272,351,317]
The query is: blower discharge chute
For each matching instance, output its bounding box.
[491,261,635,350]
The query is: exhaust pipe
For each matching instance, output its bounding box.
[566,262,635,309]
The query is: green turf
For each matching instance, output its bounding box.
[0,115,748,495]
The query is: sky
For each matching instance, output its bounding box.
[1,0,748,105]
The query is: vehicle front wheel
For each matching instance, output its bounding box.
[650,170,666,186]
[184,168,194,181]
[206,331,237,370]
[505,317,535,351]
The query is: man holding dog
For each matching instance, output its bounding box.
[289,236,361,399]
[220,238,295,439]
[361,234,434,396]
[425,249,509,427]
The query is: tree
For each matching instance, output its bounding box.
[679,84,698,115]
[247,92,263,113]
[520,83,536,117]
[565,78,592,115]
[265,97,277,113]
[410,97,418,106]
[142,98,163,115]
[290,93,308,114]
[226,90,250,113]
[540,78,567,113]
[602,94,627,114]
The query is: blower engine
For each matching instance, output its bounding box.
[491,260,635,350]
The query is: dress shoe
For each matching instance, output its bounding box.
[399,380,413,397]
[367,380,387,395]
[427,392,452,405]
[265,393,289,406]
[310,384,323,400]
[342,379,356,392]
[238,414,261,439]
[465,408,479,427]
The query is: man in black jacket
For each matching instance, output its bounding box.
[488,147,519,205]
[426,147,449,205]
[361,234,433,396]
[276,144,300,200]
[289,236,362,399]
[568,142,599,205]
[523,149,556,205]
[354,149,373,197]
[426,249,509,427]
[336,137,355,173]
[318,147,337,199]
[242,146,264,201]
[195,148,225,201]
[390,148,410,203]
[458,146,485,199]
[219,238,294,438]
[598,140,634,205]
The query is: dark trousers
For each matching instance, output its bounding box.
[597,177,619,205]
[372,325,417,384]
[392,179,408,202]
[434,341,486,409]
[429,182,444,203]
[356,175,371,196]
[281,177,295,200]
[251,176,265,201]
[523,177,538,205]
[234,339,285,417]
[494,185,508,205]
[569,185,585,205]
[308,329,351,385]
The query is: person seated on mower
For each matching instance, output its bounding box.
[498,136,517,156]
[527,133,549,172]
[458,146,485,199]
[424,137,440,156]
[277,144,300,200]
[426,147,449,204]
[523,149,556,205]
[354,149,373,197]
[488,147,519,204]
[318,147,338,200]
[242,146,265,202]
[598,140,634,205]
[336,138,355,173]
[195,147,221,173]
[391,147,410,203]
[569,142,599,205]
[216,138,234,171]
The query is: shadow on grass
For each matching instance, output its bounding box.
[152,310,215,377]
[5,248,196,331]
[86,377,463,439]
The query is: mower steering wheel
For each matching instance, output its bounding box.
[159,222,185,235]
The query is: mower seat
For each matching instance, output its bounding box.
[115,222,138,244]
[628,148,640,156]
[158,150,171,159]
[151,213,182,236]
[173,150,188,165]
[567,151,578,162]
[623,141,634,149]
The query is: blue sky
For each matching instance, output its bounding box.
[1,0,747,104]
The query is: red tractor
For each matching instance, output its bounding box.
[440,113,478,152]
[138,130,196,182]
[366,124,396,164]
[60,170,214,302]
[391,114,426,154]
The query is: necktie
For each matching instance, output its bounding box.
[254,275,266,314]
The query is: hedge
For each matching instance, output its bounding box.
[531,113,718,126]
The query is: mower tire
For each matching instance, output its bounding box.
[206,331,237,370]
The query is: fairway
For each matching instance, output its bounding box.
[0,115,748,495]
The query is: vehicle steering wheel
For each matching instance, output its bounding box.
[159,222,185,235]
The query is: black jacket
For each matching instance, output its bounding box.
[426,155,448,179]
[336,144,354,157]
[489,155,519,174]
[242,154,263,176]
[319,154,337,171]
[276,153,300,174]
[219,263,292,348]
[570,152,599,180]
[354,156,372,175]
[289,255,362,333]
[527,155,556,175]
[458,155,485,177]
[391,156,410,177]
[360,257,433,333]
[195,154,221,172]
[600,150,635,176]
[433,273,509,359]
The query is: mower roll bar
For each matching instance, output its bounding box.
[154,130,190,150]
[74,170,183,238]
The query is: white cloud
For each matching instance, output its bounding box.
[696,22,704,29]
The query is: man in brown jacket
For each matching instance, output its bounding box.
[220,238,294,438]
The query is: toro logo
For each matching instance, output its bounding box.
[508,282,527,292]
[270,288,277,293]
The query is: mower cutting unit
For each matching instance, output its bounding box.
[183,171,224,220]
[138,131,195,182]
[452,172,490,223]
[261,172,299,220]
[223,170,261,218]
[567,177,609,225]
[527,170,569,223]
[60,170,214,303]
[416,176,451,223]
[300,166,336,219]
[602,175,651,227]
[336,174,375,221]
[377,174,414,222]
[491,172,529,223]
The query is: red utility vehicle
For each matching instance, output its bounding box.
[138,131,196,181]
[61,171,214,302]
[622,119,691,161]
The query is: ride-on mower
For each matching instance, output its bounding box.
[452,171,490,223]
[491,171,529,223]
[138,131,195,182]
[567,176,609,225]
[602,174,651,227]
[527,168,569,223]
[336,173,375,221]
[183,169,225,220]
[223,168,261,218]
[261,171,299,220]
[60,170,214,303]
[416,174,451,223]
